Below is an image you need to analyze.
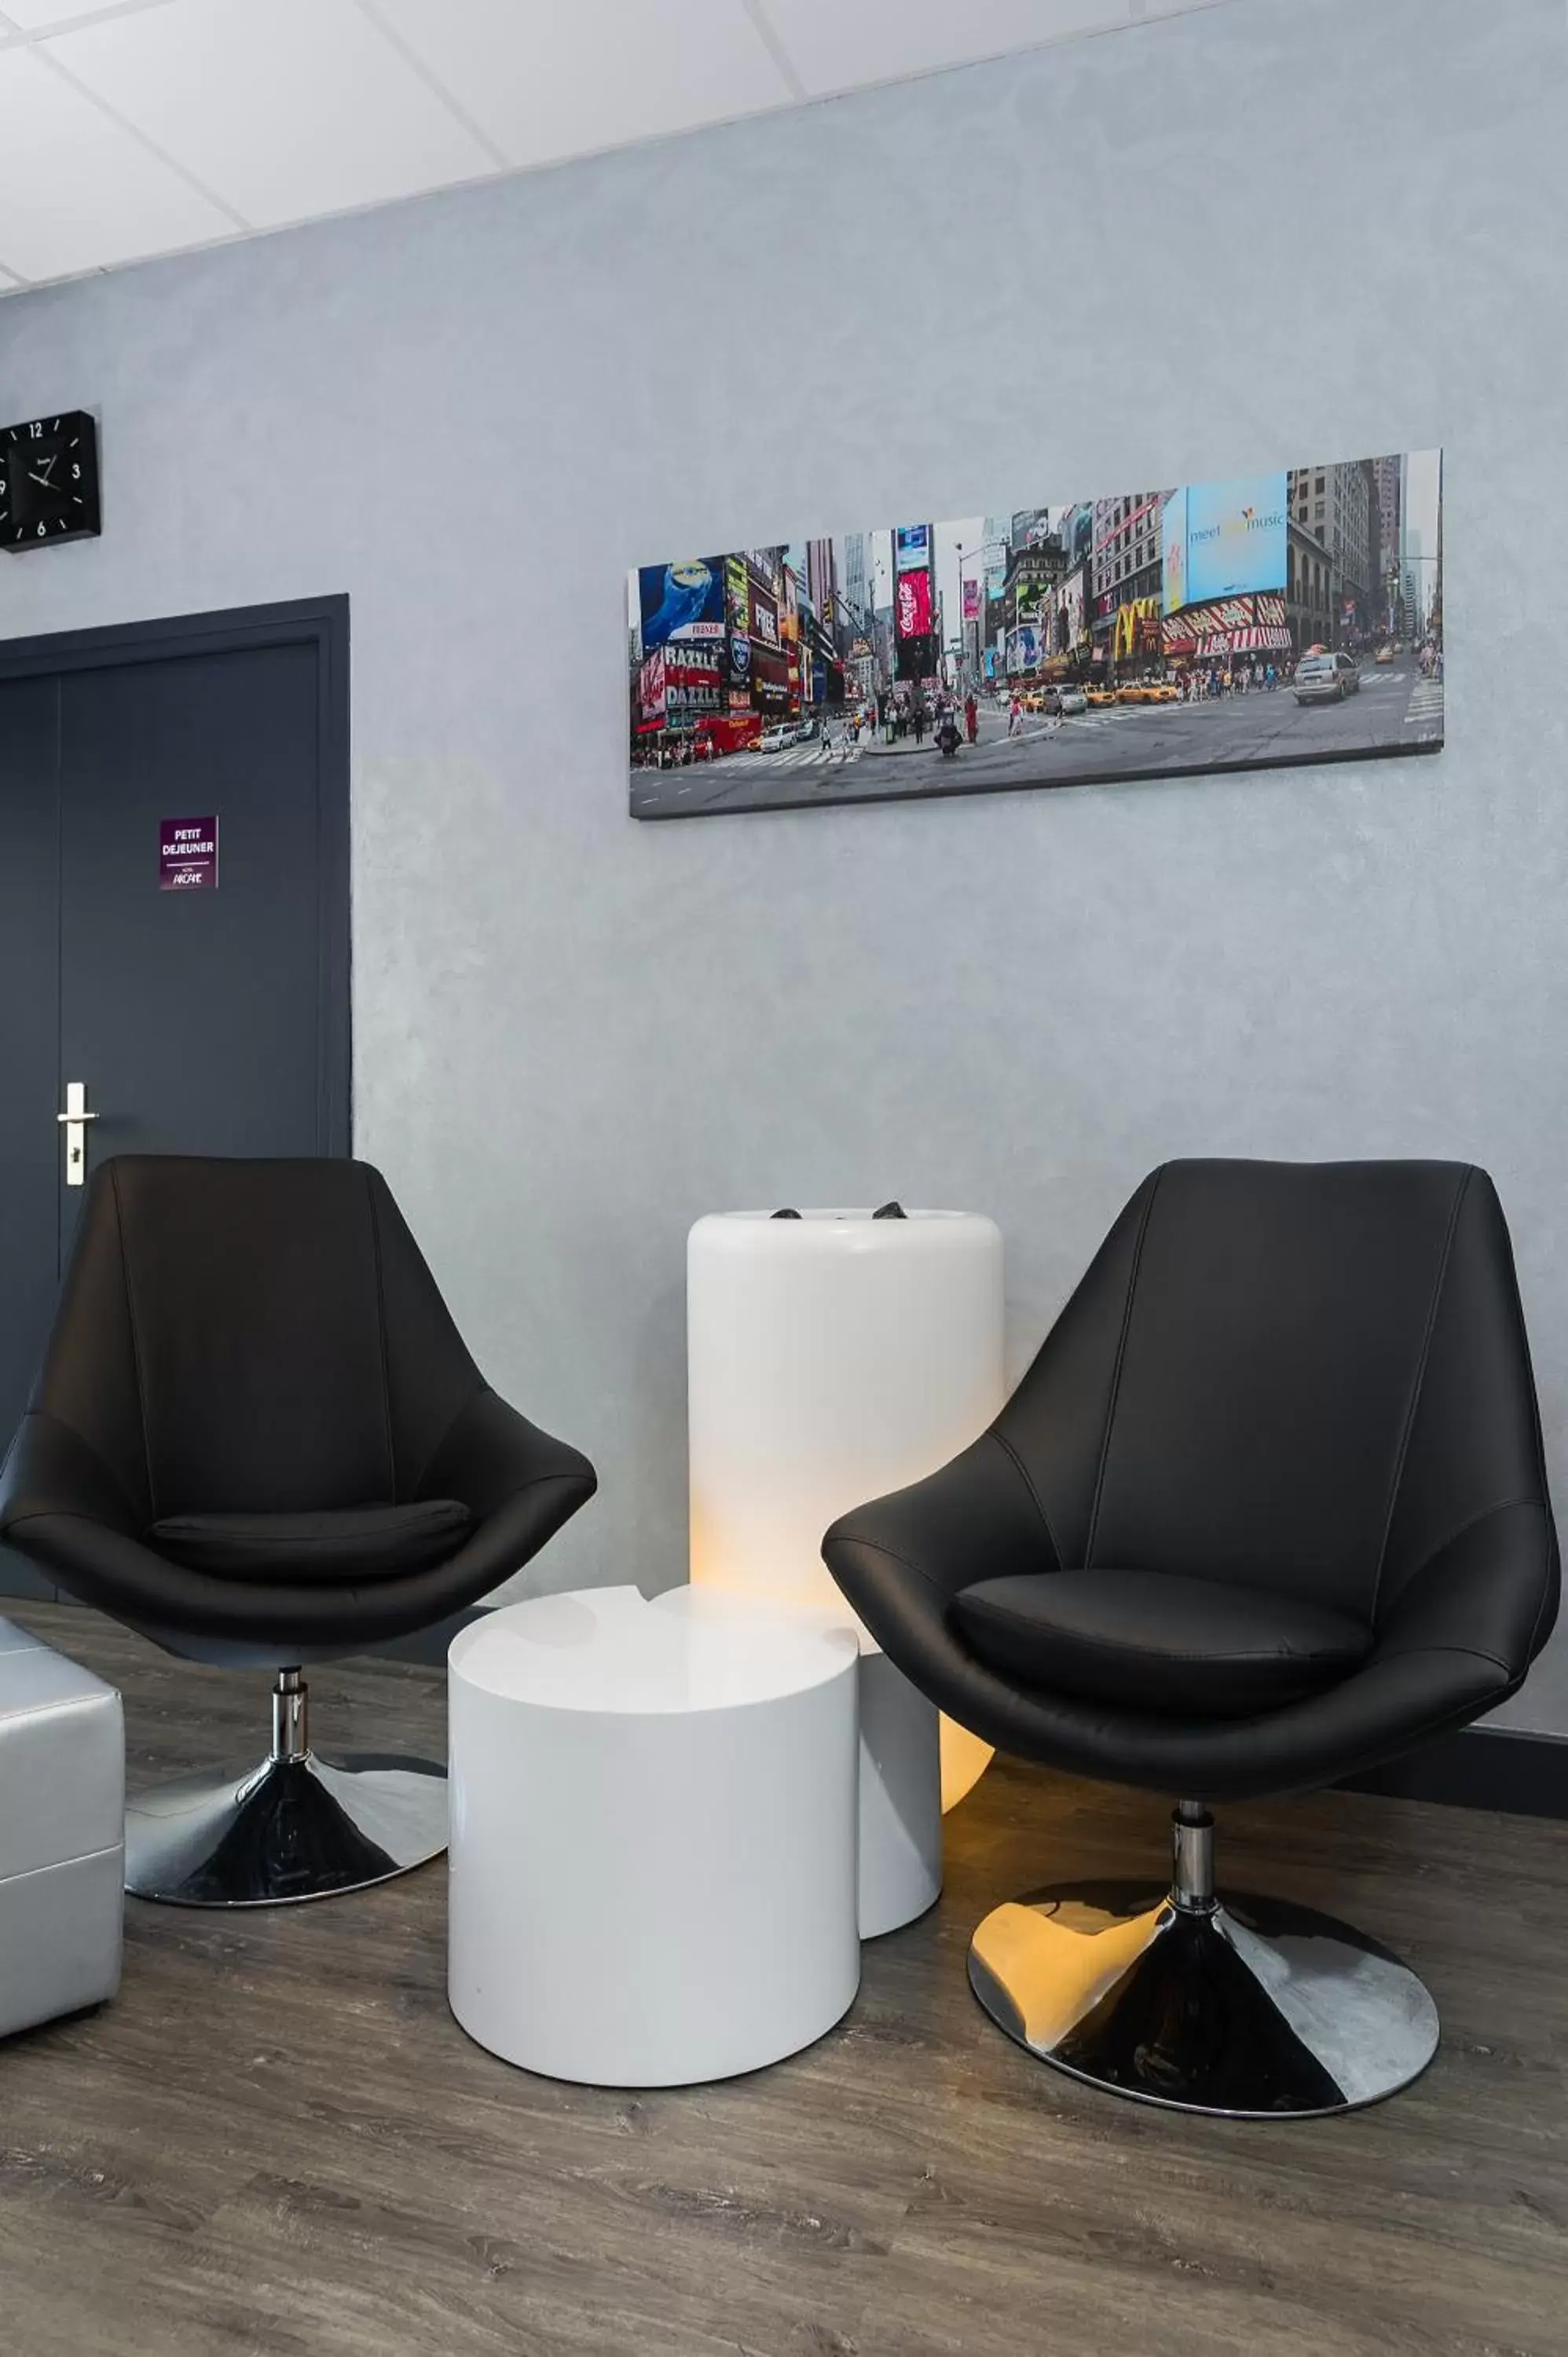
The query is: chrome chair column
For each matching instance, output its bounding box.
[967,1801,1440,2119]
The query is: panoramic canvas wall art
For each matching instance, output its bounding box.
[628,450,1443,819]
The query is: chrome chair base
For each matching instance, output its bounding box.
[125,1667,448,1905]
[969,1807,1439,2118]
[126,1750,449,1905]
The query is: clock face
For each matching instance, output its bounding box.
[0,411,101,550]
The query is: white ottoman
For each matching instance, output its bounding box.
[0,1618,124,2040]
[448,1585,860,2087]
[688,1208,1006,1936]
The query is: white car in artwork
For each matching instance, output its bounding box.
[1293,651,1361,706]
[759,724,797,752]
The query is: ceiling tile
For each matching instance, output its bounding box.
[760,0,1130,95]
[46,0,496,228]
[0,45,234,280]
[368,0,795,170]
[0,0,166,25]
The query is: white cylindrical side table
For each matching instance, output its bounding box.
[448,1585,859,2088]
[688,1208,1005,1937]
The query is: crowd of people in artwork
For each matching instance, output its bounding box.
[1182,658,1286,697]
[867,689,978,746]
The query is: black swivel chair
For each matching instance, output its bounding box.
[0,1157,595,1907]
[823,1160,1559,2119]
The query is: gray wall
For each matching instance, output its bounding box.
[3,0,1567,1730]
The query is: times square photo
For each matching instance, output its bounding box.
[628,450,1442,820]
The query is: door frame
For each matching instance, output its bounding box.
[0,594,352,1155]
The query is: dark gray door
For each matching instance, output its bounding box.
[0,678,64,1501]
[0,600,350,1596]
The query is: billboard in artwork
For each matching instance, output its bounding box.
[1006,624,1042,675]
[636,649,667,730]
[724,553,749,636]
[749,585,780,650]
[638,558,725,649]
[628,449,1442,817]
[1180,473,1288,607]
[895,567,932,640]
[1056,566,1086,654]
[1161,486,1189,617]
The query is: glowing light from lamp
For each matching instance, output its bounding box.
[940,1719,994,1813]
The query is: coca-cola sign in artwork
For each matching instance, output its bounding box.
[628,450,1442,820]
[895,568,932,640]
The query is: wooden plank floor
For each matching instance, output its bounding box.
[2,1602,1566,2357]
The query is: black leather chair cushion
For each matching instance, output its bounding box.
[951,1568,1374,1717]
[149,1498,471,1582]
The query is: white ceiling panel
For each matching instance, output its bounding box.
[369,0,796,172]
[0,0,1262,295]
[46,0,497,227]
[757,0,1131,96]
[0,0,171,27]
[0,43,234,280]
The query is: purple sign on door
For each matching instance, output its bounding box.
[159,815,218,892]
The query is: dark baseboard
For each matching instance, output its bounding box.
[0,1551,57,1604]
[1339,1724,1568,1820]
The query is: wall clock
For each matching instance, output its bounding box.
[0,411,101,550]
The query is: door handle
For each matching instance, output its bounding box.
[57,1080,100,1187]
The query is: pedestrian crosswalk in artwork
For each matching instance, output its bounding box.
[1405,679,1445,730]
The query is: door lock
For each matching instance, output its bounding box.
[57,1081,99,1187]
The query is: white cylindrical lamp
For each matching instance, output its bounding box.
[687,1208,1004,1936]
